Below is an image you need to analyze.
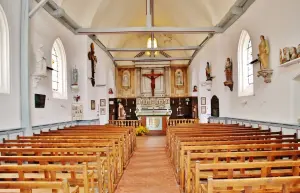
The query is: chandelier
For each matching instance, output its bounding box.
[146,37,158,56]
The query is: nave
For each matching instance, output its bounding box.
[115,136,180,193]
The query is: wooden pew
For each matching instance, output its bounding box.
[178,143,300,189]
[0,165,94,193]
[0,179,79,193]
[0,156,105,193]
[184,150,300,193]
[0,148,113,193]
[202,176,300,193]
[194,161,300,193]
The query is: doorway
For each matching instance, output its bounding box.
[211,95,219,117]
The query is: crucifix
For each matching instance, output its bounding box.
[142,69,164,96]
[88,43,97,87]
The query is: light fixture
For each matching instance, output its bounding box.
[146,37,158,56]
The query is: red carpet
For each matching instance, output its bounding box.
[115,136,180,193]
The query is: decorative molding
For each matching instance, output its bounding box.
[257,69,273,83]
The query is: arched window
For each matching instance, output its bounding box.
[51,38,67,99]
[0,5,10,94]
[238,30,254,96]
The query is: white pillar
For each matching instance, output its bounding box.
[21,0,33,136]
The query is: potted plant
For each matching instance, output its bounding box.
[135,126,149,136]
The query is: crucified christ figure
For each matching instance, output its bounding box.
[142,69,164,96]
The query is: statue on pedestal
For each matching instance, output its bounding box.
[205,62,213,81]
[118,103,126,120]
[223,58,233,91]
[257,35,273,83]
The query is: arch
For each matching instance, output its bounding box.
[211,95,219,117]
[238,30,254,97]
[0,5,10,94]
[51,38,67,99]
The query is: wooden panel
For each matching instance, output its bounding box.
[109,98,137,120]
[170,97,197,119]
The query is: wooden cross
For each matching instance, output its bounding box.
[88,43,97,87]
[142,69,164,96]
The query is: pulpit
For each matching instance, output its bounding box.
[135,97,172,135]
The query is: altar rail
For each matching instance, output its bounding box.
[167,119,199,126]
[108,120,141,127]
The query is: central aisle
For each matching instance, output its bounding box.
[115,136,180,193]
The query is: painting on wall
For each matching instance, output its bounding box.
[100,99,106,106]
[100,108,106,115]
[201,106,206,114]
[201,97,206,105]
[91,100,95,110]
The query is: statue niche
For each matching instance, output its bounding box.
[122,70,131,89]
[175,69,184,86]
[224,58,233,91]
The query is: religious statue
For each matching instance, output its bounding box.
[223,58,233,91]
[88,43,97,87]
[193,85,198,92]
[108,88,113,94]
[257,35,273,83]
[283,47,290,63]
[34,44,47,77]
[192,105,198,119]
[290,47,298,60]
[225,58,233,82]
[297,44,300,58]
[118,103,126,120]
[71,68,78,86]
[258,35,270,70]
[206,62,213,81]
[122,70,131,88]
[175,69,184,86]
[142,69,163,96]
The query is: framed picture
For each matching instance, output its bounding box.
[100,99,106,106]
[201,106,206,114]
[100,108,106,115]
[201,97,206,105]
[91,100,95,110]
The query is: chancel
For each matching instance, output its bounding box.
[2,0,300,193]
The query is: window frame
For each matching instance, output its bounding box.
[238,30,254,97]
[0,5,10,94]
[51,38,67,99]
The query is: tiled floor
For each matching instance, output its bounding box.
[115,136,180,193]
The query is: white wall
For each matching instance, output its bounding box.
[0,0,21,130]
[29,2,114,126]
[190,0,300,124]
[30,4,88,126]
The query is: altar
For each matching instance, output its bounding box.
[135,97,172,135]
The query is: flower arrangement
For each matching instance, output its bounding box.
[135,126,149,136]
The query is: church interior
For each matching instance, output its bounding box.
[1,0,300,192]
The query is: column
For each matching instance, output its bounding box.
[21,0,33,136]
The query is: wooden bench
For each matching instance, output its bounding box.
[0,165,94,193]
[194,161,300,193]
[0,156,106,193]
[0,179,79,193]
[184,150,300,193]
[0,148,113,193]
[202,176,300,193]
